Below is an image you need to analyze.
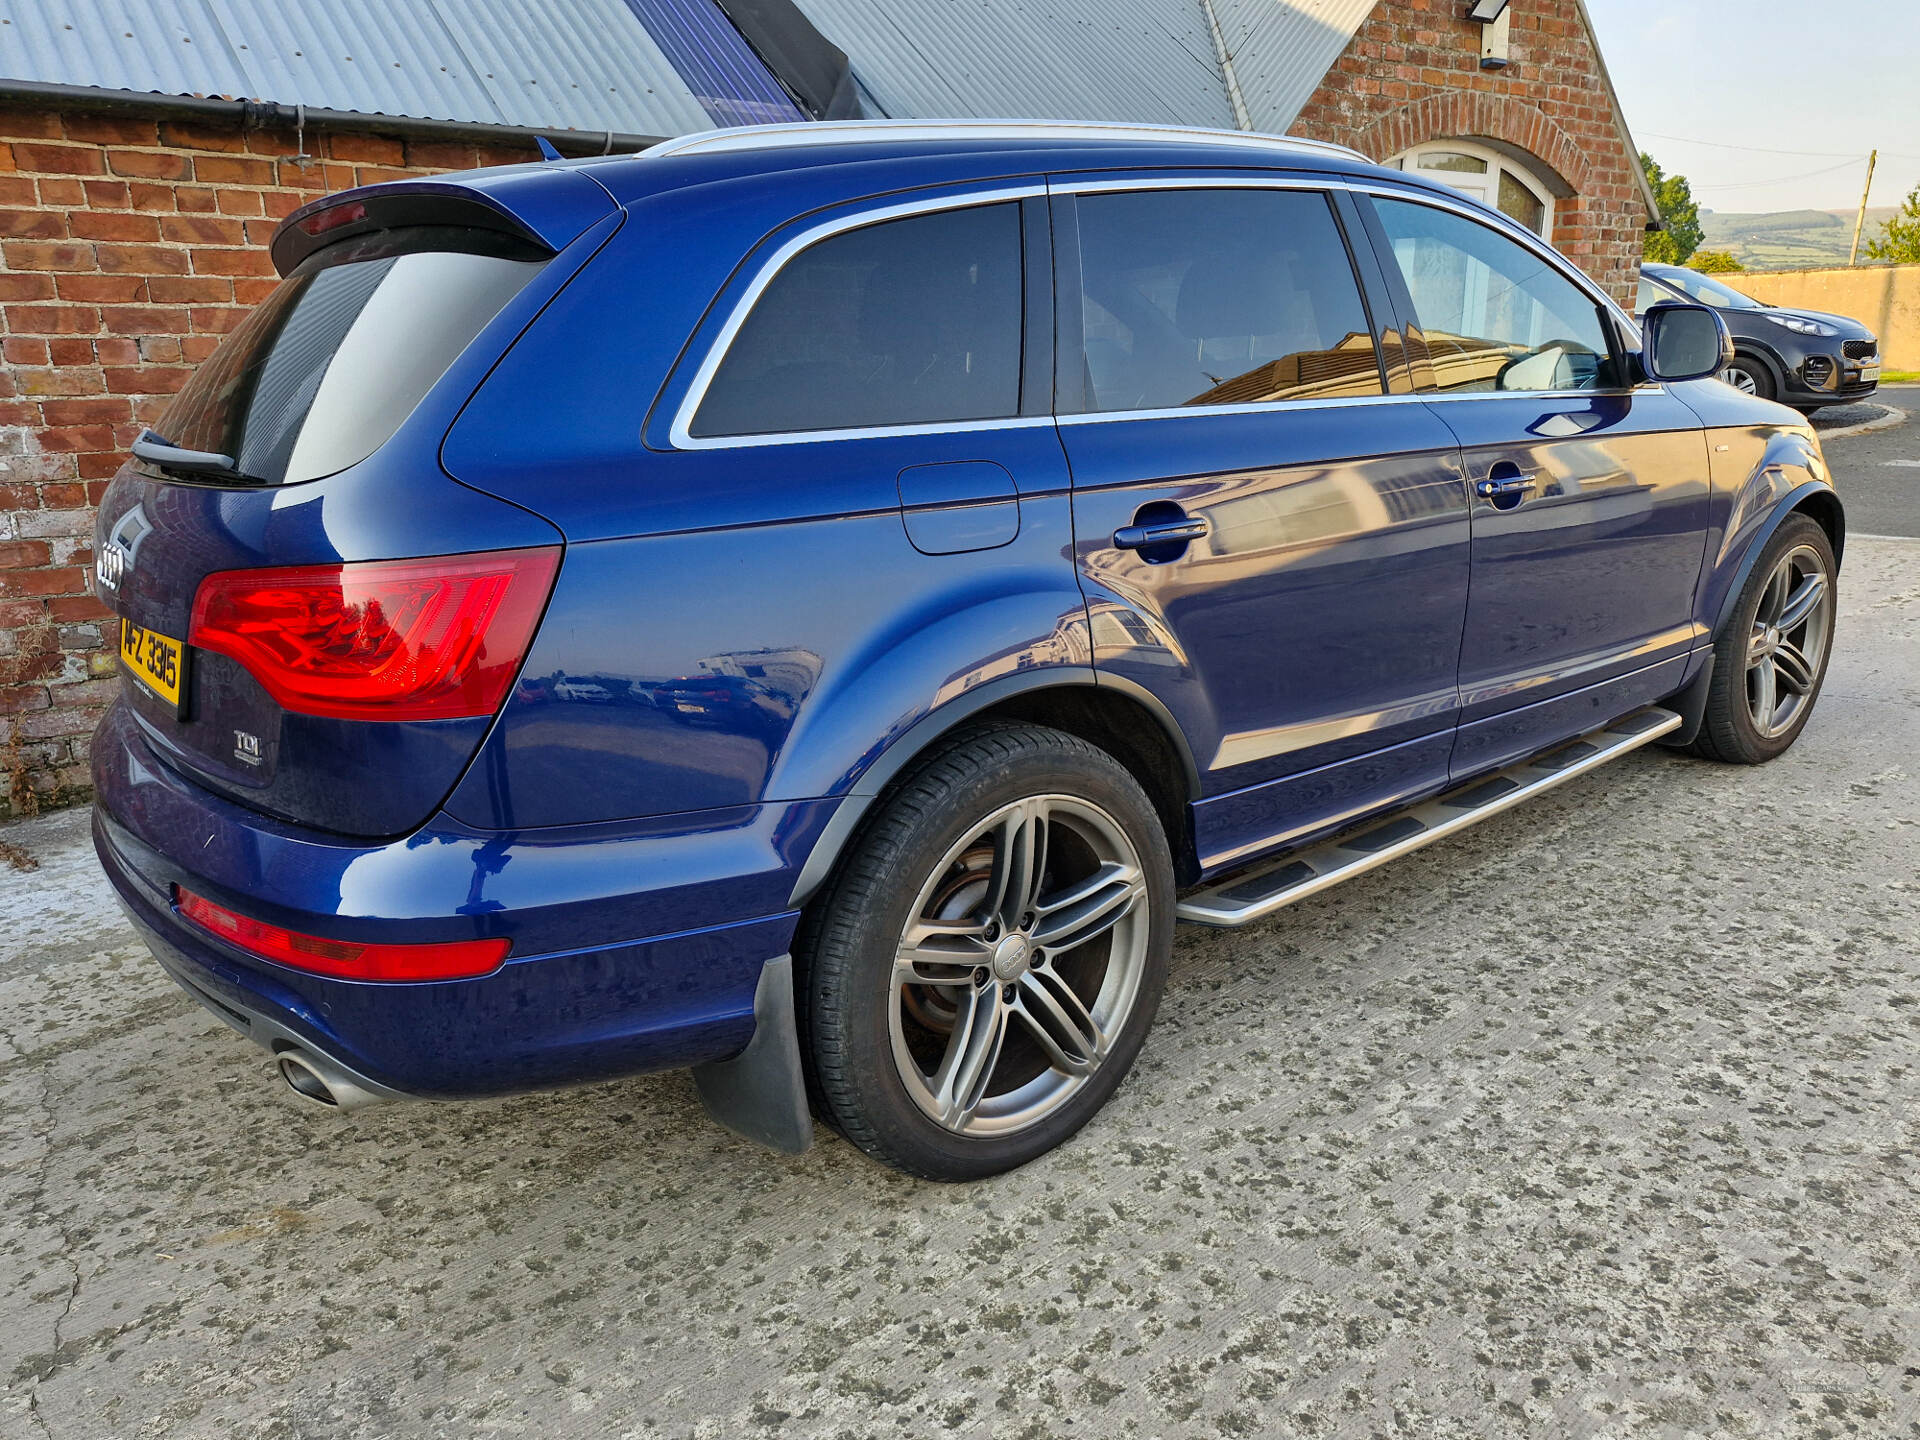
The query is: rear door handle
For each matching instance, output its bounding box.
[1114,518,1209,550]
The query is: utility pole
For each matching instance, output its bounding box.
[1850,149,1878,266]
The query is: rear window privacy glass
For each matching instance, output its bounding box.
[689,202,1023,438]
[149,234,544,484]
[1072,188,1385,413]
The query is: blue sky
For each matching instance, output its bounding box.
[1585,0,1920,215]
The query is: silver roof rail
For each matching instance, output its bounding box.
[645,119,1370,165]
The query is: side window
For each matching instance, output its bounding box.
[691,202,1023,438]
[1373,197,1617,394]
[1635,274,1676,314]
[1070,188,1384,413]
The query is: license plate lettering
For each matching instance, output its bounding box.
[120,618,186,711]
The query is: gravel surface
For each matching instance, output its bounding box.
[1820,384,1919,539]
[2,541,1917,1440]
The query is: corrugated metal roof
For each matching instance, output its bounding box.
[1215,0,1377,134]
[0,0,716,137]
[788,0,1241,131]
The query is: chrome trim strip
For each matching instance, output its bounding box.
[1177,707,1683,928]
[646,119,1368,164]
[1211,688,1459,772]
[667,184,1047,451]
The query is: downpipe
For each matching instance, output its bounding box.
[275,1047,390,1113]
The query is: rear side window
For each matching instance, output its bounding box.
[1070,187,1384,413]
[1372,198,1615,393]
[690,203,1023,438]
[153,245,542,484]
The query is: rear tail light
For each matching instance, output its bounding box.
[188,547,559,722]
[176,886,509,982]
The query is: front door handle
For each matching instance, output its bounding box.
[1114,517,1209,551]
[1475,472,1538,500]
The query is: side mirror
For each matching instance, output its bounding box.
[1641,303,1732,383]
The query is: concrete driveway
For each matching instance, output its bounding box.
[4,538,1918,1439]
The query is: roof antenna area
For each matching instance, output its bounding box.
[535,136,563,162]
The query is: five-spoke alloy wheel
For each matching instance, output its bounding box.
[1695,513,1837,763]
[798,724,1173,1179]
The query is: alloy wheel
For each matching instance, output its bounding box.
[1746,543,1832,739]
[888,795,1150,1137]
[1724,365,1759,396]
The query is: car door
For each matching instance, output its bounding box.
[1356,191,1713,777]
[1054,179,1472,875]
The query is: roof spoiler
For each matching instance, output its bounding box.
[271,170,617,275]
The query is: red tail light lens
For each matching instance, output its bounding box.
[188,547,559,721]
[176,887,509,982]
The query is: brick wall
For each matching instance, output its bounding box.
[1289,0,1651,306]
[0,106,535,816]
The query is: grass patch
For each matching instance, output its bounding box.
[1878,370,1919,384]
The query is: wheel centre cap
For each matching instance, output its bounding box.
[992,934,1032,981]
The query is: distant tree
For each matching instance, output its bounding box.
[1641,153,1704,264]
[1688,250,1743,273]
[1864,183,1920,263]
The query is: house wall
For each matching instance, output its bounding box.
[0,106,535,815]
[1289,0,1650,306]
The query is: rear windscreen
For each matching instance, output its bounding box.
[152,245,543,484]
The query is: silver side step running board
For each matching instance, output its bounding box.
[1176,707,1683,929]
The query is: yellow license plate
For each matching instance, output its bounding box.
[120,618,186,710]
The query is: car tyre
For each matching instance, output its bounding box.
[1692,513,1836,764]
[796,723,1174,1180]
[1721,353,1776,401]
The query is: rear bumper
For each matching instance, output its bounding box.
[92,702,835,1098]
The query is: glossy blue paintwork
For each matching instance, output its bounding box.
[89,132,1843,1105]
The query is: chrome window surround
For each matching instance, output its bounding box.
[667,173,1651,451]
[647,119,1369,165]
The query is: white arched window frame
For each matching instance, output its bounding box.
[1385,140,1556,238]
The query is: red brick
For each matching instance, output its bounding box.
[326,133,404,166]
[38,397,132,425]
[48,338,94,366]
[147,274,233,304]
[3,306,99,335]
[2,240,94,271]
[81,179,131,209]
[94,243,190,275]
[55,274,148,303]
[18,368,105,397]
[189,247,274,277]
[36,177,86,207]
[188,306,246,334]
[232,278,278,305]
[0,272,56,302]
[78,452,127,481]
[0,566,85,598]
[0,114,64,142]
[181,336,221,363]
[0,540,52,568]
[94,337,138,366]
[2,337,50,365]
[102,305,190,334]
[403,140,481,170]
[12,143,106,176]
[126,182,177,212]
[69,211,161,242]
[193,155,275,186]
[157,120,247,153]
[107,150,192,181]
[0,176,35,206]
[260,191,305,219]
[0,207,65,238]
[35,425,116,454]
[160,213,245,245]
[104,367,193,395]
[63,115,161,147]
[175,187,218,213]
[137,336,183,364]
[215,189,265,216]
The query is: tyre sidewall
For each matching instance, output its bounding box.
[812,730,1174,1179]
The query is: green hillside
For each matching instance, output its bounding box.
[1699,207,1899,270]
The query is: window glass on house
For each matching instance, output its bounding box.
[1390,142,1556,237]
[1374,197,1615,393]
[1069,187,1384,413]
[691,203,1024,438]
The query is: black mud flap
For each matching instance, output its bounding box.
[1658,653,1716,749]
[690,955,814,1155]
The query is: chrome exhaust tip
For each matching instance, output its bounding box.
[276,1048,386,1112]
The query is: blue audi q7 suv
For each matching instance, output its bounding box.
[91,122,1843,1179]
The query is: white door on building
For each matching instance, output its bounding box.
[1386,140,1555,236]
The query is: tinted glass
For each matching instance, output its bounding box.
[1375,197,1615,393]
[1072,188,1384,412]
[1635,273,1680,314]
[691,203,1023,437]
[1497,170,1547,234]
[155,247,541,484]
[1647,266,1763,310]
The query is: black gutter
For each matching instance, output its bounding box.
[0,78,664,156]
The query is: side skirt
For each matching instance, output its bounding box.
[1177,706,1681,928]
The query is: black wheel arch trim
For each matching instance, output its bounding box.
[1711,479,1845,640]
[785,667,1200,908]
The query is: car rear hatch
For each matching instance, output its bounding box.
[92,170,619,838]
